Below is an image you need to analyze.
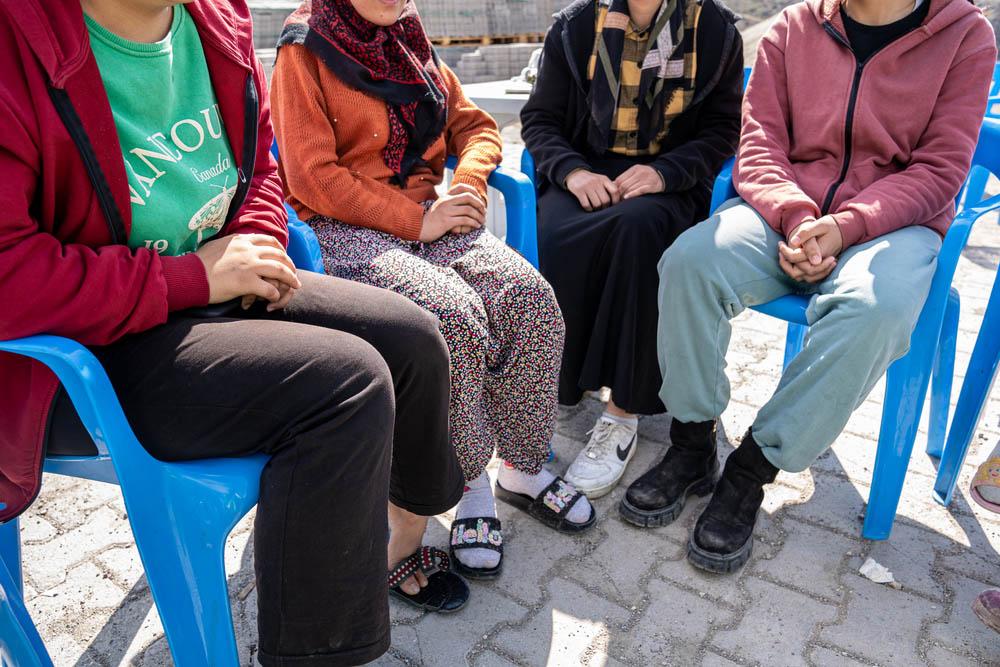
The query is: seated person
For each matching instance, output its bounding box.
[270,0,596,586]
[520,0,743,499]
[631,0,996,572]
[0,0,465,662]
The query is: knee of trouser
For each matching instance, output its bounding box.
[310,334,396,422]
[833,284,923,347]
[505,269,565,337]
[398,300,452,373]
[657,221,716,283]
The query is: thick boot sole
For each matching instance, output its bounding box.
[618,472,718,529]
[686,534,753,574]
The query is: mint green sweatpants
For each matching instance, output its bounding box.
[657,199,942,472]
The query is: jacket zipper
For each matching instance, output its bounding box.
[223,73,258,228]
[819,21,906,215]
[47,86,127,245]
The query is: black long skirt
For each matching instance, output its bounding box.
[537,155,709,415]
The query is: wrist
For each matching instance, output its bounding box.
[161,253,210,312]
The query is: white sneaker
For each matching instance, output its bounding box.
[564,416,638,498]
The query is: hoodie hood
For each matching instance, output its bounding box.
[0,0,253,88]
[810,0,985,40]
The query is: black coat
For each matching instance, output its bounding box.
[521,0,744,194]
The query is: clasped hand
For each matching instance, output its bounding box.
[777,216,844,284]
[565,165,664,212]
[420,183,487,243]
[194,233,302,312]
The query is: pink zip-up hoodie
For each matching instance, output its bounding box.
[734,0,996,248]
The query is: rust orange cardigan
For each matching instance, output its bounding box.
[271,44,502,241]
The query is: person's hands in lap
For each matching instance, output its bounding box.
[565,169,621,211]
[195,233,302,311]
[778,216,844,283]
[420,183,486,242]
[614,164,665,200]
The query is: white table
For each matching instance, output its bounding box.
[456,80,535,238]
[462,79,533,127]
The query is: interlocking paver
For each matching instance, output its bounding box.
[700,652,743,667]
[566,516,683,605]
[927,573,1000,663]
[712,577,838,666]
[809,645,873,666]
[865,522,949,601]
[656,553,747,610]
[398,586,529,665]
[752,519,852,601]
[615,578,734,666]
[820,575,942,665]
[492,577,631,666]
[925,644,987,667]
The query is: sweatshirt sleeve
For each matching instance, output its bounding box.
[271,45,425,241]
[830,35,997,247]
[442,64,502,198]
[0,95,189,345]
[520,23,593,188]
[733,17,822,237]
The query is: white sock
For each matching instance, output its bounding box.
[498,462,593,524]
[453,471,502,570]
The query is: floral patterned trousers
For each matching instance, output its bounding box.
[312,219,565,481]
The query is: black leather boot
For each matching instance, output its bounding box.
[619,419,719,528]
[687,430,779,573]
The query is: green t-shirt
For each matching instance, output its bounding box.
[85,7,237,256]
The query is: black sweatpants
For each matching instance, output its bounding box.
[47,270,464,666]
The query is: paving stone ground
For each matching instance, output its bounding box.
[15,157,1000,666]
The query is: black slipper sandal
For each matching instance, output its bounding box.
[388,546,469,614]
[449,517,503,580]
[494,476,597,534]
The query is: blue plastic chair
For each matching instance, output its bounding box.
[519,119,1000,540]
[705,120,1000,540]
[0,209,333,665]
[932,263,1000,505]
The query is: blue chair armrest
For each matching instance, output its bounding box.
[0,336,125,459]
[931,192,1000,301]
[488,166,539,268]
[445,156,540,268]
[709,157,737,216]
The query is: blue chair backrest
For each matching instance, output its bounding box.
[269,140,325,273]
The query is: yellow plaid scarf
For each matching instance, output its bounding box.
[587,0,701,156]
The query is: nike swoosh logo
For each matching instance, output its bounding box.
[616,434,637,461]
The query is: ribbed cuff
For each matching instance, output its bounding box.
[395,201,426,242]
[552,156,591,190]
[160,253,210,312]
[831,209,866,249]
[780,204,820,239]
[450,171,490,202]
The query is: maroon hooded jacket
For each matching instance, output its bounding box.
[0,0,287,522]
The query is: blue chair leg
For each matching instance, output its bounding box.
[863,358,924,540]
[114,457,264,666]
[934,274,1000,506]
[0,520,51,667]
[927,288,960,458]
[0,519,22,599]
[781,323,807,371]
